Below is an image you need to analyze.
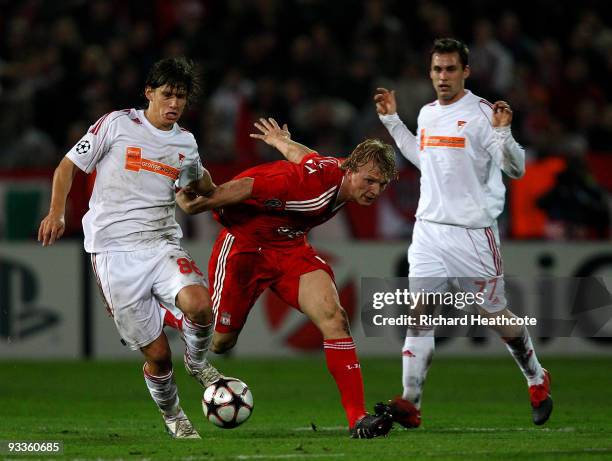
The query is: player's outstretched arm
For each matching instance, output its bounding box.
[250,117,312,164]
[374,88,420,169]
[489,101,525,179]
[38,157,78,246]
[177,177,254,215]
[374,87,397,115]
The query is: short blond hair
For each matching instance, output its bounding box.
[341,139,398,183]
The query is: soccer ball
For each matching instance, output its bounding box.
[202,377,253,428]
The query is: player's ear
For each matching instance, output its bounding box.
[144,86,154,102]
[463,65,471,79]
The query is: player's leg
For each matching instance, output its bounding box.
[291,268,391,438]
[477,307,545,385]
[159,303,239,355]
[298,270,365,423]
[175,284,219,382]
[461,225,552,424]
[141,332,199,438]
[153,242,220,388]
[402,326,435,408]
[92,251,198,438]
[387,222,447,427]
[477,306,552,424]
[210,331,239,353]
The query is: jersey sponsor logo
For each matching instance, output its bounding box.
[75,140,91,155]
[420,129,466,150]
[124,146,180,180]
[264,198,283,209]
[276,226,305,239]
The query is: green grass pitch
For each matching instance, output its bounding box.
[1,357,611,460]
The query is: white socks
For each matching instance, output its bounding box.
[143,365,181,418]
[402,329,435,409]
[182,317,214,372]
[503,327,544,386]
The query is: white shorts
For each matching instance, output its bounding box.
[408,220,506,313]
[91,241,207,350]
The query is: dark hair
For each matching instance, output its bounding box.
[430,38,469,68]
[341,139,398,183]
[144,57,201,104]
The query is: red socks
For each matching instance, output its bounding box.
[323,337,366,427]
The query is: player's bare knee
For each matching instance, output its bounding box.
[178,286,213,325]
[319,304,350,337]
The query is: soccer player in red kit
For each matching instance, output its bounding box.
[177,118,398,438]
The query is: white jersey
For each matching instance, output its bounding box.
[66,109,204,252]
[380,90,524,228]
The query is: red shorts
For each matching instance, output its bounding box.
[209,229,335,333]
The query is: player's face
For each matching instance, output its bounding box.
[430,52,470,105]
[144,84,188,130]
[348,161,388,206]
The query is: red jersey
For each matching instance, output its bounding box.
[213,153,346,248]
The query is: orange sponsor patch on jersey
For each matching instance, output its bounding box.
[124,147,180,180]
[420,129,465,150]
[125,146,142,171]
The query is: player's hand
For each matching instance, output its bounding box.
[374,88,397,115]
[492,101,513,127]
[250,118,291,147]
[181,184,198,198]
[38,212,65,247]
[176,188,204,214]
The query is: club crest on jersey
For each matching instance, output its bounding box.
[220,312,231,326]
[457,120,467,130]
[264,198,283,209]
[178,153,185,168]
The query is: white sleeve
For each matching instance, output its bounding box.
[378,113,420,170]
[177,146,204,188]
[65,112,115,174]
[483,123,525,179]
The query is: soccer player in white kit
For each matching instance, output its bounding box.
[38,57,223,438]
[373,39,553,427]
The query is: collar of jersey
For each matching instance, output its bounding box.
[435,89,472,110]
[138,109,179,137]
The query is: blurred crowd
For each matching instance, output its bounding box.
[0,0,610,239]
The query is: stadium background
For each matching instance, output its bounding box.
[1,2,612,459]
[1,0,611,357]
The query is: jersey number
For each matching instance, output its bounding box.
[304,158,338,174]
[474,278,498,301]
[177,257,203,276]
